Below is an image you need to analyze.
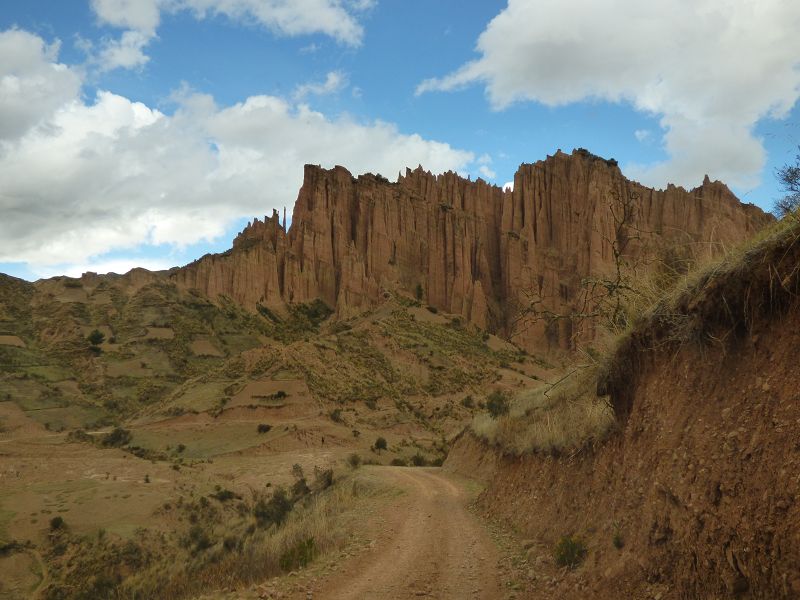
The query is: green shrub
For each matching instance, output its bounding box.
[87,329,105,346]
[279,537,316,571]
[410,453,427,467]
[390,457,407,466]
[101,427,132,447]
[49,516,65,531]
[461,395,474,408]
[374,437,387,452]
[210,488,238,502]
[554,535,587,569]
[329,408,343,423]
[257,423,272,434]
[254,488,292,528]
[486,390,510,419]
[347,453,361,469]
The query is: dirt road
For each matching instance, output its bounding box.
[294,467,506,599]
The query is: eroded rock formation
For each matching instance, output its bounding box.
[171,149,772,349]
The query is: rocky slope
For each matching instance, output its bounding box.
[172,149,771,351]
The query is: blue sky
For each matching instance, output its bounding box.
[1,0,799,280]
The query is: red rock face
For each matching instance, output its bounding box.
[170,149,772,350]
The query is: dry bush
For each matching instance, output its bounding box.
[471,368,615,455]
[105,473,385,599]
[600,217,800,420]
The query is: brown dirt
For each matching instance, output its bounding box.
[0,335,25,348]
[259,467,510,600]
[447,302,800,599]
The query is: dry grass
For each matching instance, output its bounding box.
[470,368,615,455]
[600,216,800,419]
[41,470,389,599]
[129,476,378,598]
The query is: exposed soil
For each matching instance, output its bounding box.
[447,303,800,599]
[246,467,518,600]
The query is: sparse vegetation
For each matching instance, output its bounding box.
[101,427,132,448]
[471,369,615,455]
[486,390,510,418]
[374,437,387,452]
[257,423,272,434]
[254,487,292,529]
[554,535,587,569]
[347,453,362,469]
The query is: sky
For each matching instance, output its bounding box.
[1,0,799,281]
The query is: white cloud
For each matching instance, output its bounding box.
[0,29,474,273]
[88,0,372,71]
[0,29,82,140]
[96,29,152,71]
[502,181,513,192]
[293,71,347,100]
[417,0,800,190]
[91,0,161,33]
[634,129,652,143]
[478,165,496,180]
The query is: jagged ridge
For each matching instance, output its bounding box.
[171,149,772,350]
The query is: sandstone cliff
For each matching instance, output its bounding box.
[171,149,771,349]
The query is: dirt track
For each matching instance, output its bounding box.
[295,467,505,599]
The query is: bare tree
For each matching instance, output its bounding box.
[774,148,800,217]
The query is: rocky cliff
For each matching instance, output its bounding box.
[171,149,771,349]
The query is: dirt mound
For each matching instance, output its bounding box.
[447,224,800,599]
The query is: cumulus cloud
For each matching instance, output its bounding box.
[88,0,372,71]
[0,29,474,273]
[293,71,348,100]
[0,30,82,140]
[417,0,800,190]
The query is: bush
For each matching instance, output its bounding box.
[554,535,587,569]
[347,453,362,469]
[390,457,407,466]
[486,390,510,419]
[101,427,132,447]
[329,408,343,423]
[410,453,427,467]
[374,437,387,452]
[415,283,424,300]
[291,478,310,500]
[257,423,272,434]
[210,488,238,502]
[365,398,377,410]
[49,516,65,531]
[254,488,292,528]
[461,395,474,409]
[87,329,105,347]
[312,468,333,491]
[279,537,316,571]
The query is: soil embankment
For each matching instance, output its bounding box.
[448,297,800,598]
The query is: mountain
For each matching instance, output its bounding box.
[171,149,771,351]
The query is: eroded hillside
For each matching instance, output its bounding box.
[172,149,771,351]
[448,218,800,599]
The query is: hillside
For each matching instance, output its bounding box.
[447,217,800,598]
[0,149,777,599]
